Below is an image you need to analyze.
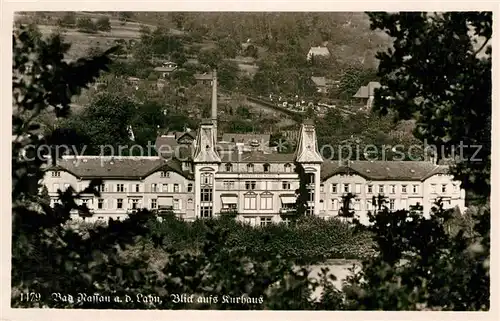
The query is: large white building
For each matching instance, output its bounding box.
[42,72,466,226]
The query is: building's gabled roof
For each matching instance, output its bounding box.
[45,156,193,180]
[221,133,271,146]
[308,46,331,57]
[353,81,381,98]
[310,76,326,87]
[155,133,194,160]
[220,151,296,163]
[194,72,213,81]
[321,160,452,181]
[154,66,177,73]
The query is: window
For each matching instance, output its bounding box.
[366,199,372,211]
[82,199,89,207]
[247,163,254,173]
[260,217,272,227]
[226,181,235,190]
[151,199,157,209]
[173,199,179,210]
[263,164,270,172]
[400,199,407,209]
[201,173,213,185]
[282,217,291,226]
[308,190,314,202]
[402,185,407,193]
[282,181,291,190]
[343,183,350,193]
[389,199,395,210]
[378,185,384,194]
[174,184,180,193]
[52,171,61,177]
[367,184,373,194]
[117,198,123,209]
[225,163,233,172]
[98,216,104,220]
[354,199,360,211]
[135,184,140,192]
[117,184,125,192]
[200,206,213,218]
[98,199,104,209]
[413,185,418,194]
[320,184,324,193]
[187,183,193,192]
[306,205,314,215]
[201,188,213,202]
[131,199,139,209]
[307,173,315,185]
[332,184,338,193]
[355,183,361,194]
[162,183,169,193]
[53,183,60,192]
[260,196,273,210]
[453,183,459,193]
[187,199,193,208]
[331,199,338,210]
[245,181,256,190]
[151,184,158,193]
[284,163,292,173]
[431,184,436,193]
[64,183,70,190]
[390,185,396,194]
[160,171,170,178]
[244,195,257,210]
[441,184,447,193]
[99,184,107,192]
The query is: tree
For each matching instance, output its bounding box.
[218,61,239,90]
[57,12,76,28]
[368,12,491,201]
[338,193,355,219]
[218,37,239,58]
[76,17,97,33]
[198,48,223,69]
[243,44,259,58]
[343,198,490,310]
[95,16,111,32]
[72,93,137,154]
[118,11,133,22]
[338,62,378,100]
[171,12,187,30]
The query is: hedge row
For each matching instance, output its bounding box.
[145,216,376,264]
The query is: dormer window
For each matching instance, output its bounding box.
[263,163,270,172]
[225,163,233,172]
[247,163,254,173]
[51,171,61,177]
[160,171,170,178]
[284,163,292,173]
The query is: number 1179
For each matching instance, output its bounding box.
[20,292,41,302]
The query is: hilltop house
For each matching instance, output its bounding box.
[310,76,339,94]
[353,81,381,110]
[154,62,178,79]
[194,72,213,85]
[307,46,331,61]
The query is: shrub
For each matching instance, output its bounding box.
[76,17,97,33]
[95,16,111,32]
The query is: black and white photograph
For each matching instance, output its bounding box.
[5,2,495,317]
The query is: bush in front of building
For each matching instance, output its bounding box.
[143,215,374,264]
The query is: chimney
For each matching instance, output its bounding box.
[211,69,218,139]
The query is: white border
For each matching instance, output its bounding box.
[1,1,499,321]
